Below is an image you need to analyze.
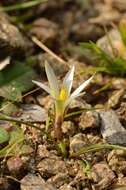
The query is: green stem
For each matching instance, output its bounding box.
[65,107,103,119]
[58,141,68,158]
[0,114,43,132]
[0,0,47,12]
[70,144,126,157]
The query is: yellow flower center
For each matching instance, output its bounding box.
[59,88,68,101]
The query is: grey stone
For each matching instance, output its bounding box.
[99,110,126,145]
[18,104,47,122]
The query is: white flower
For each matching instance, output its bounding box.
[32,62,94,117]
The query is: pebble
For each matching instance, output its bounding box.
[37,157,67,178]
[31,18,59,45]
[91,162,115,190]
[59,184,76,190]
[99,110,126,145]
[70,133,89,154]
[97,29,126,58]
[62,121,75,136]
[21,174,57,190]
[111,0,126,11]
[79,111,100,130]
[47,173,70,188]
[107,89,125,108]
[17,104,47,122]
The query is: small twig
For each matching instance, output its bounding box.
[22,87,40,98]
[32,36,67,65]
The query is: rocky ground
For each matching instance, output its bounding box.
[0,0,126,190]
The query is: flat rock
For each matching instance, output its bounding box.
[21,174,57,190]
[37,156,67,178]
[15,104,47,122]
[99,110,126,145]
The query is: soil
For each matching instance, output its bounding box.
[0,1,126,190]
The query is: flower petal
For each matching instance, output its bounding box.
[45,61,59,98]
[62,65,75,96]
[64,92,86,109]
[32,80,51,94]
[70,74,94,99]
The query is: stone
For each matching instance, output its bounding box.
[111,176,126,189]
[37,145,50,159]
[7,156,23,173]
[16,104,47,122]
[47,173,70,188]
[62,121,75,136]
[91,162,115,190]
[111,0,126,11]
[107,89,124,108]
[90,3,120,25]
[114,177,126,187]
[0,11,30,58]
[97,29,126,58]
[99,110,126,145]
[59,184,75,190]
[116,102,126,128]
[71,21,104,41]
[37,157,67,178]
[31,18,59,45]
[37,95,53,110]
[79,111,100,130]
[108,150,126,176]
[70,133,89,154]
[21,174,57,190]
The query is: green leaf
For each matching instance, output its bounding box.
[0,127,9,144]
[0,0,47,12]
[9,127,24,144]
[0,62,37,101]
[80,41,126,76]
[0,128,24,157]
